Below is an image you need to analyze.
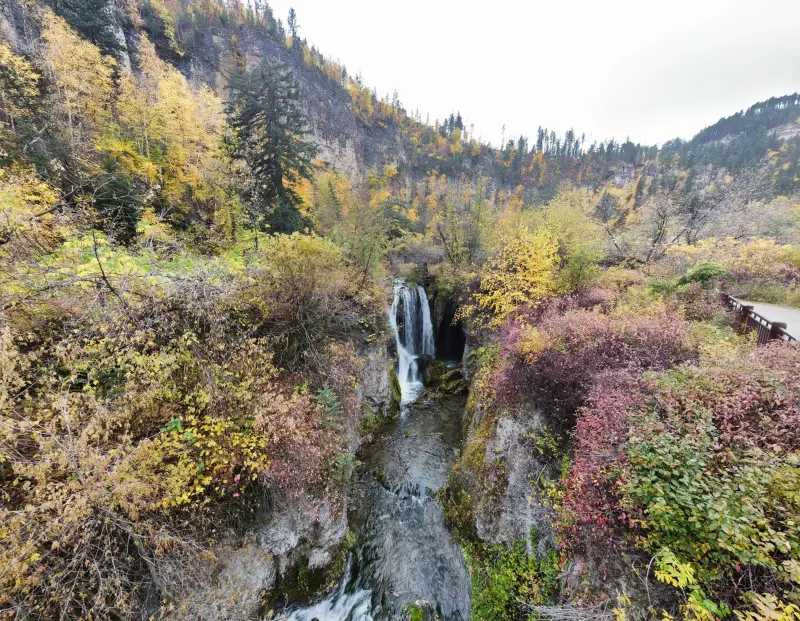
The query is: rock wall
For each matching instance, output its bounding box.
[170,336,393,619]
[173,492,348,620]
[449,392,560,549]
[162,17,409,182]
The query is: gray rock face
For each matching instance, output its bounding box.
[171,25,395,183]
[357,340,392,419]
[101,0,132,72]
[474,413,557,554]
[173,492,347,620]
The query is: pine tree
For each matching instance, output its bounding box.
[226,59,318,233]
[287,8,301,51]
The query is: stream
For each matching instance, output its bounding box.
[278,280,471,620]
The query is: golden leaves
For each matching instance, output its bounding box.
[41,11,115,153]
[469,226,559,327]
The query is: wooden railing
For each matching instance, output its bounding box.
[721,293,797,344]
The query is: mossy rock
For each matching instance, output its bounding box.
[389,366,402,419]
[437,368,466,395]
[258,535,352,615]
[438,380,465,396]
[258,559,329,614]
[439,368,463,384]
[402,600,436,621]
[425,359,448,385]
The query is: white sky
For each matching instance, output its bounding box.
[267,0,800,147]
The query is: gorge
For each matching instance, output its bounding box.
[280,280,469,621]
[1,0,798,619]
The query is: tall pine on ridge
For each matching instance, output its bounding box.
[226,58,317,233]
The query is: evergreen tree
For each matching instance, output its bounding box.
[596,192,619,222]
[287,8,301,50]
[226,59,318,233]
[564,129,575,157]
[45,0,124,54]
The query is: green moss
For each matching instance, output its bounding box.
[401,601,430,621]
[438,378,467,396]
[259,533,354,614]
[439,368,461,383]
[426,359,448,384]
[439,401,497,542]
[389,366,402,419]
[359,403,381,436]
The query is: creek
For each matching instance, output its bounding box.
[278,280,470,620]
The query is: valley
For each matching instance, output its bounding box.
[0,1,798,620]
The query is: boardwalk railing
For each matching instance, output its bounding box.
[721,293,797,344]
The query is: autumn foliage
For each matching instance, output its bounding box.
[565,343,800,610]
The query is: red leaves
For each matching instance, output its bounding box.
[563,371,645,546]
[495,308,694,427]
[563,341,800,579]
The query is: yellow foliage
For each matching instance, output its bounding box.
[41,11,115,155]
[527,186,605,292]
[0,166,64,260]
[513,322,553,363]
[468,226,559,327]
[735,594,800,621]
[665,238,795,278]
[111,36,225,210]
[0,43,40,125]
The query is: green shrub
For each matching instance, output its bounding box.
[648,278,679,296]
[678,261,727,288]
[466,532,561,620]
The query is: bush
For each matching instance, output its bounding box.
[495,308,695,426]
[677,261,727,287]
[248,232,383,368]
[563,371,646,548]
[568,343,800,610]
[460,226,559,329]
[466,533,561,620]
[0,229,376,619]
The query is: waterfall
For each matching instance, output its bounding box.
[418,285,435,358]
[389,279,435,404]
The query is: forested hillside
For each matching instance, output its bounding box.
[0,0,798,619]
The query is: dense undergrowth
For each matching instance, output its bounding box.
[442,243,800,619]
[1,0,800,619]
[0,226,385,617]
[0,4,391,617]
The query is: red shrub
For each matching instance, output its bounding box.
[562,371,646,546]
[564,342,800,603]
[496,309,695,427]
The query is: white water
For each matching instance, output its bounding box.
[278,279,465,621]
[418,285,436,358]
[281,558,372,621]
[388,280,435,404]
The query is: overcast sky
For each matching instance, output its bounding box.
[267,0,800,147]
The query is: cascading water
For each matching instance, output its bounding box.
[388,280,435,404]
[278,279,469,621]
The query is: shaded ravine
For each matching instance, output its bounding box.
[278,281,470,620]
